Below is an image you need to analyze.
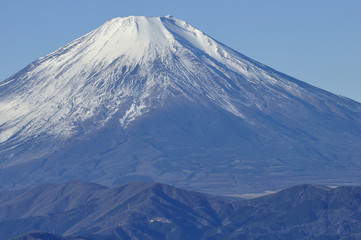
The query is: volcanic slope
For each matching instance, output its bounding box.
[0,16,361,195]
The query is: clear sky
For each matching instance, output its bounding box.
[1,0,360,102]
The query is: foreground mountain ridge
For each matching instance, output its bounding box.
[0,16,361,195]
[4,181,361,240]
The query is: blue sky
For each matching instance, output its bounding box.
[1,0,360,102]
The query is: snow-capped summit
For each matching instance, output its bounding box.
[0,16,279,145]
[0,16,249,143]
[1,16,361,195]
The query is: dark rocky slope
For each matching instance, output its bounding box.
[2,181,361,240]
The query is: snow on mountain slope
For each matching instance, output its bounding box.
[0,16,350,145]
[0,16,246,145]
[1,16,361,195]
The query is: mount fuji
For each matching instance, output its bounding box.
[1,16,361,195]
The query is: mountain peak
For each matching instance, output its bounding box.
[0,15,249,145]
[1,16,361,196]
[99,15,172,49]
[88,15,220,62]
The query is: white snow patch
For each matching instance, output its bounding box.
[228,190,278,199]
[148,217,171,224]
[0,126,19,143]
